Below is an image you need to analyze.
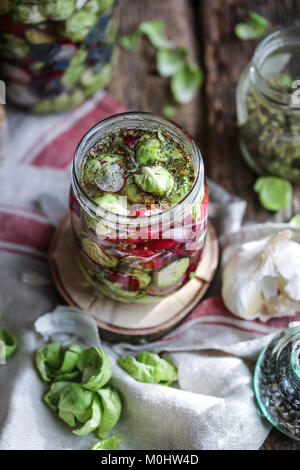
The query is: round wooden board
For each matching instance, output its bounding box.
[48,213,219,343]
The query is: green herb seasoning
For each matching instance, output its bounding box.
[81,127,195,214]
[236,27,300,182]
[240,76,300,182]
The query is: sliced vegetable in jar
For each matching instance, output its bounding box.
[0,328,18,358]
[153,257,189,288]
[254,176,293,211]
[136,138,165,165]
[80,233,118,267]
[77,346,112,391]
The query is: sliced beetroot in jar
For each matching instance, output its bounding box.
[146,239,179,251]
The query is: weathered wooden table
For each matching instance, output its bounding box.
[108,0,300,450]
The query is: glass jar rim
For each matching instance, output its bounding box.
[251,26,300,107]
[71,111,204,227]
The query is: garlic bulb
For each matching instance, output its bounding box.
[221,230,300,321]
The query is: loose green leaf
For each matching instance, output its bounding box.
[235,11,269,40]
[35,342,81,382]
[254,176,293,211]
[139,21,174,49]
[289,213,300,227]
[57,383,93,426]
[97,387,122,438]
[44,381,70,413]
[73,395,102,436]
[118,351,178,385]
[77,347,112,391]
[171,63,203,104]
[0,328,18,358]
[162,105,176,118]
[91,434,123,450]
[119,29,142,50]
[156,48,188,77]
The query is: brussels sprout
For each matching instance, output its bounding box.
[73,395,102,436]
[81,233,118,267]
[153,258,189,288]
[35,342,82,382]
[61,48,88,87]
[58,383,94,426]
[120,177,143,203]
[64,9,98,42]
[118,351,178,385]
[91,434,123,450]
[97,386,122,438]
[136,138,167,165]
[93,278,146,303]
[77,347,112,391]
[134,166,174,196]
[94,193,128,216]
[38,0,76,21]
[10,4,45,24]
[1,34,29,59]
[83,158,102,184]
[0,328,18,358]
[81,51,116,95]
[169,176,191,203]
[130,269,152,289]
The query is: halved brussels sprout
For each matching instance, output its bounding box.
[153,257,189,288]
[64,9,98,42]
[137,351,178,385]
[81,234,118,267]
[0,328,18,358]
[94,194,128,216]
[97,386,122,438]
[121,177,143,203]
[44,381,70,413]
[130,269,152,289]
[134,166,174,196]
[61,48,88,87]
[73,395,102,436]
[10,4,45,23]
[77,346,112,391]
[57,383,94,426]
[2,34,29,59]
[136,138,166,165]
[38,0,76,21]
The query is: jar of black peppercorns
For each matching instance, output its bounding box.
[254,322,300,440]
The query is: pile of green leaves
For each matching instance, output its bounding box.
[36,343,122,450]
[118,351,178,385]
[119,21,203,116]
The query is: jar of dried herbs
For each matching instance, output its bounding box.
[236,27,300,182]
[254,322,300,440]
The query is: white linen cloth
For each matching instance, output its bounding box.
[0,94,298,450]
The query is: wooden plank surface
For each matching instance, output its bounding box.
[108,0,300,450]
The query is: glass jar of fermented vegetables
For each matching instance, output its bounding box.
[70,112,209,303]
[0,0,119,113]
[254,322,300,440]
[236,27,300,182]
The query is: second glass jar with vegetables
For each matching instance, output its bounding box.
[70,112,209,303]
[236,27,300,182]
